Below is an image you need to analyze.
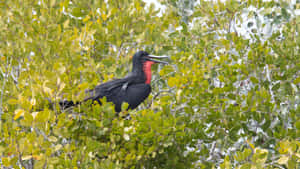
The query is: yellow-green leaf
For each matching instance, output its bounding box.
[7,99,18,105]
[50,0,56,7]
[54,144,62,151]
[14,109,25,120]
[293,76,300,84]
[277,155,289,165]
[22,155,32,161]
[2,157,10,166]
[49,136,58,142]
[168,77,177,87]
[63,19,69,28]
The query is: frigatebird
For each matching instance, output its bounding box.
[60,51,169,112]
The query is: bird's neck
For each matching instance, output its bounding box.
[143,61,154,84]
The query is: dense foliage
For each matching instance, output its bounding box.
[0,0,299,168]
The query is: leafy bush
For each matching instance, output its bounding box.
[0,0,299,168]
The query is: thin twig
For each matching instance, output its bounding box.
[117,42,124,59]
[0,65,8,119]
[16,142,26,169]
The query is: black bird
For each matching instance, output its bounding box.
[60,51,169,112]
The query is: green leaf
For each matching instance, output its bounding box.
[295,120,300,130]
[7,99,19,105]
[35,110,50,123]
[50,0,56,7]
[239,163,251,169]
[277,155,289,165]
[72,7,85,17]
[14,109,25,120]
[293,76,300,84]
[168,77,177,87]
[48,136,58,142]
[23,112,33,126]
[272,82,280,91]
[0,146,5,153]
[250,77,259,84]
[2,157,11,167]
[121,102,129,111]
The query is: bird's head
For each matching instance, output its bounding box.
[132,51,169,65]
[131,51,169,84]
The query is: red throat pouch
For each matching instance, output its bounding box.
[143,61,155,84]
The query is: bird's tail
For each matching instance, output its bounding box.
[45,97,78,110]
[59,100,80,110]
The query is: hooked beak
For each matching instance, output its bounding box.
[146,55,170,64]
